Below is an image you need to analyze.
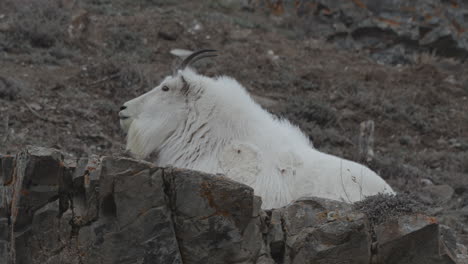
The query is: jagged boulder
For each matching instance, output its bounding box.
[0,147,465,264]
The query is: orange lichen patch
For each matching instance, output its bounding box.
[426,216,438,224]
[84,170,90,186]
[200,182,216,207]
[451,19,466,34]
[294,0,300,9]
[352,0,367,9]
[3,168,16,186]
[400,6,416,13]
[265,0,284,15]
[308,2,317,10]
[321,8,332,15]
[377,17,402,26]
[138,208,149,217]
[424,14,433,20]
[316,211,328,220]
[199,181,231,217]
[3,177,14,186]
[450,0,459,8]
[321,241,336,247]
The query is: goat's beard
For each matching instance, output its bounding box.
[120,118,133,134]
[124,115,179,160]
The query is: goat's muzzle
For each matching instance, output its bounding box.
[119,105,129,120]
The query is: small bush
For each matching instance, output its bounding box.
[282,96,338,127]
[1,0,70,52]
[355,193,426,226]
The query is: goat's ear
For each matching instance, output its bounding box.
[181,75,187,86]
[180,75,190,95]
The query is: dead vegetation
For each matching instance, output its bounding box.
[355,193,426,226]
[0,0,73,57]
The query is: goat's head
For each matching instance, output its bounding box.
[118,49,217,157]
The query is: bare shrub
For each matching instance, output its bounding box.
[355,193,426,226]
[1,0,70,52]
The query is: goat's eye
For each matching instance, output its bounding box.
[162,86,169,92]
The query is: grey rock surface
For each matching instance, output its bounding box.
[253,0,468,64]
[0,147,466,263]
[419,184,455,204]
[374,214,454,263]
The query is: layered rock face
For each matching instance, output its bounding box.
[0,147,466,264]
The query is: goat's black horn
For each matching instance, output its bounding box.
[179,49,217,70]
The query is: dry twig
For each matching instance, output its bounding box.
[22,99,59,124]
[358,120,375,164]
[2,114,9,144]
[86,73,121,86]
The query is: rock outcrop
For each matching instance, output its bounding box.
[254,0,468,64]
[0,146,466,263]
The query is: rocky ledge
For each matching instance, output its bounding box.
[0,146,466,264]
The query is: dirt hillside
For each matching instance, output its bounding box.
[1,0,467,244]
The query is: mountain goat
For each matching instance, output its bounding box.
[119,49,395,209]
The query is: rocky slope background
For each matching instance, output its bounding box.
[0,0,468,261]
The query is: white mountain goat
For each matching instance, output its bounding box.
[119,49,395,209]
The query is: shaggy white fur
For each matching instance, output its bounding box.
[119,68,395,209]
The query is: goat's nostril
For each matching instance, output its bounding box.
[120,105,127,111]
